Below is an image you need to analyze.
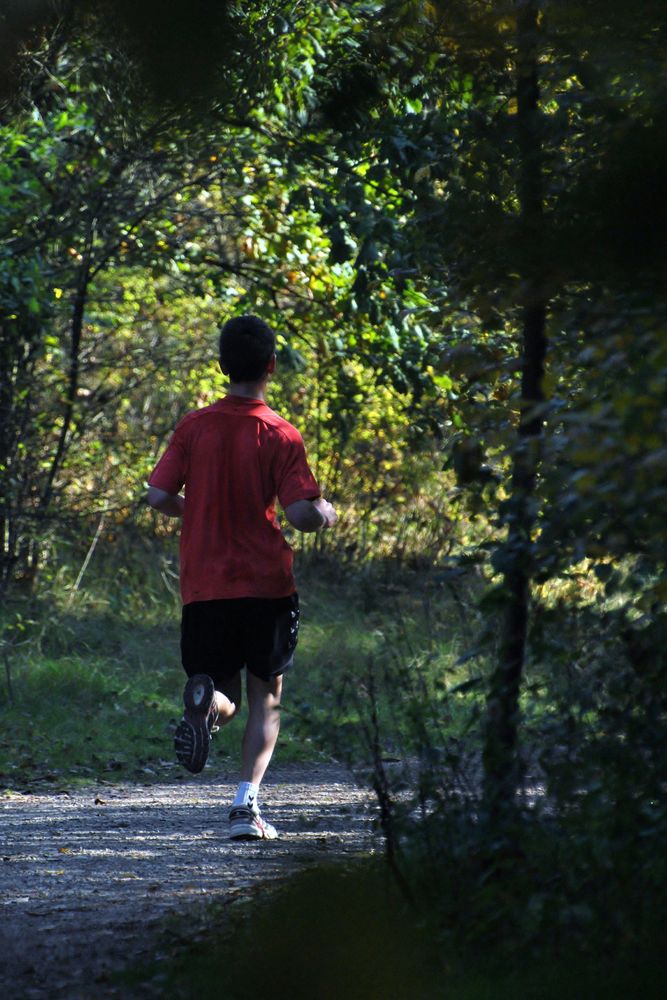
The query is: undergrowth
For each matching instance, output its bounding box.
[0,549,479,791]
[4,542,665,998]
[122,853,667,1000]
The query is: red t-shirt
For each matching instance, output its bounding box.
[148,395,320,604]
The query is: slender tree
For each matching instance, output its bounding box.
[482,0,547,815]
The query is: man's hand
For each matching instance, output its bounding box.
[284,496,338,532]
[147,486,184,518]
[313,497,338,527]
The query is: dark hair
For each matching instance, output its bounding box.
[218,315,275,382]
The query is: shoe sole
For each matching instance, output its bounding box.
[174,674,216,773]
[230,830,278,841]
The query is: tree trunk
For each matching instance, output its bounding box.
[482,0,548,817]
[39,258,90,514]
[0,319,42,597]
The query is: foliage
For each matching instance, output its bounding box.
[1,6,458,598]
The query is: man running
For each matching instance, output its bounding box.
[147,315,337,839]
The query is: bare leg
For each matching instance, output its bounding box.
[215,672,241,725]
[240,672,283,785]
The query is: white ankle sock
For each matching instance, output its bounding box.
[233,781,259,809]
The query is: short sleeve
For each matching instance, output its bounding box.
[147,421,189,494]
[275,432,320,510]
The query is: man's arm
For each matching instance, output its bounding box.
[147,485,184,518]
[284,497,337,532]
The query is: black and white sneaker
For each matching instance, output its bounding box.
[229,804,278,840]
[174,674,218,773]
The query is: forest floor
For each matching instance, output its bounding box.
[0,761,377,1000]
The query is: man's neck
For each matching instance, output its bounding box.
[226,379,267,401]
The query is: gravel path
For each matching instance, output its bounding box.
[0,763,377,999]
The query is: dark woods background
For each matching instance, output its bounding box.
[1,1,666,992]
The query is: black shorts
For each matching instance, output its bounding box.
[180,594,299,686]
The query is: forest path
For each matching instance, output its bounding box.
[0,762,376,999]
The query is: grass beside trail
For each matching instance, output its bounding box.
[0,558,476,791]
[0,606,184,790]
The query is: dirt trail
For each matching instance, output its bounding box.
[0,762,377,999]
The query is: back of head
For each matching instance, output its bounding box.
[219,315,275,382]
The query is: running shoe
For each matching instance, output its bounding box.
[229,804,278,840]
[174,674,218,773]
